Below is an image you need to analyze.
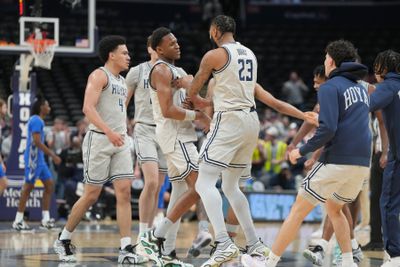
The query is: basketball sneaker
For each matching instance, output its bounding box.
[139,229,164,267]
[353,245,364,263]
[246,239,270,257]
[200,239,239,267]
[12,220,32,232]
[135,234,148,259]
[40,218,58,230]
[161,250,194,267]
[118,244,149,264]
[241,254,266,267]
[187,230,213,257]
[334,244,364,265]
[53,234,76,262]
[303,245,325,266]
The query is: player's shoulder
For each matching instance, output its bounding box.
[29,115,44,125]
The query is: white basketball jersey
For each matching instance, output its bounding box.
[149,60,197,153]
[126,62,155,125]
[88,67,128,134]
[212,42,257,111]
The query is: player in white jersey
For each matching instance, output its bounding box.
[200,77,318,240]
[139,27,209,267]
[179,15,269,267]
[125,36,168,248]
[54,36,147,265]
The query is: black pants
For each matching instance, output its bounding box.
[370,152,384,244]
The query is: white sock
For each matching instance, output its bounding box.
[317,239,329,252]
[351,238,359,250]
[15,212,24,222]
[266,251,281,267]
[198,220,209,232]
[42,210,50,222]
[391,256,400,263]
[139,222,148,235]
[154,217,173,238]
[59,228,72,240]
[121,237,131,250]
[342,252,353,265]
[226,223,239,235]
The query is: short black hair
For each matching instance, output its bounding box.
[146,35,152,48]
[313,65,325,78]
[98,35,126,63]
[374,49,400,76]
[31,96,47,115]
[211,15,236,36]
[151,27,171,50]
[325,40,358,67]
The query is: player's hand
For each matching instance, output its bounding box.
[106,131,124,147]
[189,95,212,110]
[379,152,388,169]
[52,155,62,165]
[286,143,296,160]
[304,111,319,127]
[182,97,194,110]
[289,148,301,164]
[1,162,6,172]
[173,75,193,89]
[304,158,316,172]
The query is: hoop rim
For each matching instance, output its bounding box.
[26,37,57,47]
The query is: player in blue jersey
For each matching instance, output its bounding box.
[0,99,8,196]
[369,50,400,267]
[12,97,61,231]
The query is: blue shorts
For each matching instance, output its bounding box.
[0,164,5,178]
[25,164,52,184]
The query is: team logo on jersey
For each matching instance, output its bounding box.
[343,86,369,110]
[111,84,127,97]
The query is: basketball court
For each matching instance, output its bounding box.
[0,221,385,266]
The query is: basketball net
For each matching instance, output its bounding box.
[27,37,56,70]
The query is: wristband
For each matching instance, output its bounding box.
[184,110,196,121]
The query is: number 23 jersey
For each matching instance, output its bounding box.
[212,42,257,112]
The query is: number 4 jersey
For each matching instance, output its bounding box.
[212,42,257,112]
[88,67,129,134]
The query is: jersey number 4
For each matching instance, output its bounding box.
[238,59,253,81]
[118,98,124,112]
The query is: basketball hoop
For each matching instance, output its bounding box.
[27,38,56,69]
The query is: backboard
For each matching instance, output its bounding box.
[0,0,96,56]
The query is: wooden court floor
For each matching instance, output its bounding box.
[0,220,385,267]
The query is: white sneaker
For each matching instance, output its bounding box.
[40,218,59,230]
[246,239,270,257]
[53,235,77,262]
[118,244,149,264]
[381,257,400,267]
[241,254,266,267]
[353,245,364,263]
[303,245,325,266]
[200,239,239,267]
[139,230,164,267]
[187,230,213,257]
[12,220,33,232]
